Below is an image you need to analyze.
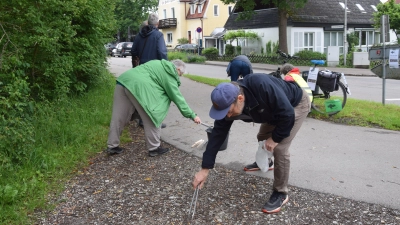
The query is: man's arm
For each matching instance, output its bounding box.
[201,119,233,169]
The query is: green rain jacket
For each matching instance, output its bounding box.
[117,59,196,127]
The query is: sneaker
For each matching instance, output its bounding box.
[148,147,170,157]
[244,159,274,172]
[262,190,289,214]
[106,146,124,155]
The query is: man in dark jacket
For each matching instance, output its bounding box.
[192,74,311,214]
[226,55,253,81]
[131,13,167,67]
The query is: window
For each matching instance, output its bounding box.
[304,33,314,51]
[167,33,173,43]
[198,4,202,13]
[190,4,195,14]
[214,5,219,16]
[171,7,175,18]
[163,9,167,19]
[324,31,344,54]
[228,6,232,14]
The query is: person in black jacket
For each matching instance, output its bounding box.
[192,74,311,214]
[131,13,167,67]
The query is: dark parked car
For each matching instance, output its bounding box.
[176,43,199,53]
[114,42,133,58]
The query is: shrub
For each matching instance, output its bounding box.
[202,47,219,55]
[167,51,188,60]
[225,44,234,55]
[177,37,189,44]
[294,50,326,60]
[186,54,206,63]
[236,46,242,54]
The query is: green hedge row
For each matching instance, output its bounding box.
[0,1,116,165]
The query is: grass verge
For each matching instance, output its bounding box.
[184,74,400,131]
[0,73,131,224]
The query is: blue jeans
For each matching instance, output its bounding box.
[228,60,251,81]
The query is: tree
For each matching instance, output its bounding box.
[373,0,400,44]
[221,0,308,53]
[114,0,159,41]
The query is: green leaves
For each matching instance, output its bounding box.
[373,0,400,43]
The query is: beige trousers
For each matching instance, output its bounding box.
[257,89,311,194]
[107,84,161,151]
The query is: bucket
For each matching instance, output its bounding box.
[324,99,342,113]
[205,127,229,151]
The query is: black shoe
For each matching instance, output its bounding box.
[160,123,167,129]
[148,147,170,157]
[262,190,289,214]
[244,160,273,171]
[106,146,124,155]
[139,119,144,127]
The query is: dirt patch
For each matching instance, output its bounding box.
[36,122,400,224]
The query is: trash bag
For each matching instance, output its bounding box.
[255,140,273,173]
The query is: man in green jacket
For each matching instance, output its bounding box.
[106,59,201,156]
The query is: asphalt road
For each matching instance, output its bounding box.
[107,57,400,210]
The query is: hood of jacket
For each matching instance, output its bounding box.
[161,59,181,87]
[139,25,158,38]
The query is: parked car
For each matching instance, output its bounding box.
[114,42,133,58]
[176,43,199,53]
[105,43,117,56]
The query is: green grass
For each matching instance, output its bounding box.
[183,74,400,131]
[0,73,131,224]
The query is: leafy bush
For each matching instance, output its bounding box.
[177,37,189,44]
[167,51,188,61]
[236,46,242,54]
[202,47,219,55]
[225,44,234,55]
[294,50,326,60]
[186,54,206,63]
[0,1,116,164]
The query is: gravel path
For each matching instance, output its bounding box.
[36,122,400,225]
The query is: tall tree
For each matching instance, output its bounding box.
[221,0,308,53]
[114,0,159,41]
[373,0,400,44]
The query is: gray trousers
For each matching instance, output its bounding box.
[107,84,161,151]
[257,89,311,194]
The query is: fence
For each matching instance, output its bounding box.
[202,54,327,67]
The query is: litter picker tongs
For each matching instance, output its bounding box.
[188,185,200,221]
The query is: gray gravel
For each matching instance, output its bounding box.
[36,122,400,225]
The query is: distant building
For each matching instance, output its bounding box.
[157,0,234,55]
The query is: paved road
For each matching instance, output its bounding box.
[107,57,400,210]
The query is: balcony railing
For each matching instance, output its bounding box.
[158,18,177,29]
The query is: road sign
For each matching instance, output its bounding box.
[196,27,202,33]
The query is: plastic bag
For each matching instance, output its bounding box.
[255,140,273,173]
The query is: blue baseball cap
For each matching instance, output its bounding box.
[209,83,239,120]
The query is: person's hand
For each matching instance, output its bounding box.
[265,137,278,151]
[192,168,209,189]
[193,116,201,124]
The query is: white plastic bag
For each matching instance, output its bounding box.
[255,140,273,173]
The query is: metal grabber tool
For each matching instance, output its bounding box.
[188,185,200,221]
